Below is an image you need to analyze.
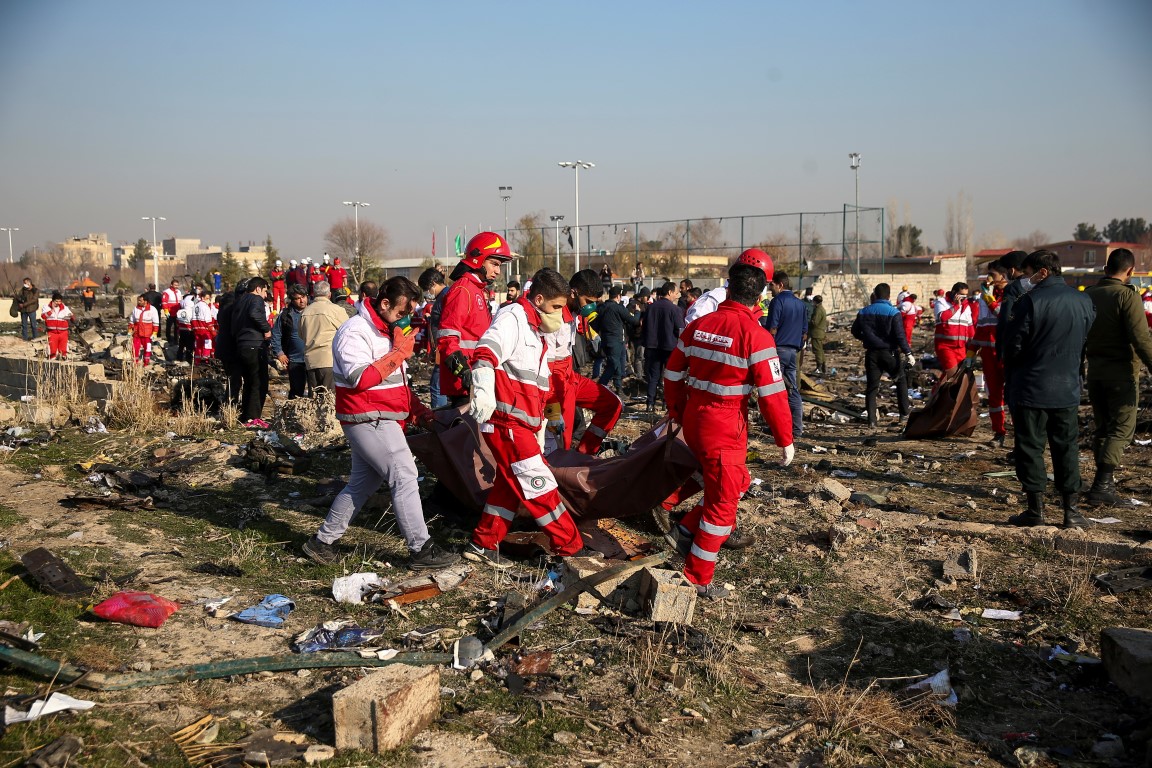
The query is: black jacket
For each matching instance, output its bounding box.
[851,299,911,353]
[995,277,1030,358]
[1002,275,1095,409]
[231,291,272,349]
[642,297,684,351]
[593,300,639,347]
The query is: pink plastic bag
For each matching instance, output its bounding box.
[92,591,180,628]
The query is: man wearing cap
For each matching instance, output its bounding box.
[437,233,513,407]
[300,281,350,394]
[328,257,347,292]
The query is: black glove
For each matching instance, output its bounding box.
[445,350,472,391]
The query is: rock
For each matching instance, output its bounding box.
[849,492,885,507]
[819,478,852,503]
[130,661,152,672]
[1100,627,1152,701]
[552,731,578,745]
[828,522,858,549]
[1013,745,1047,767]
[942,548,977,581]
[928,461,943,471]
[303,744,336,764]
[775,594,804,610]
[332,664,441,753]
[1090,735,1125,760]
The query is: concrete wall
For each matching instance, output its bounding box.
[810,259,969,315]
[0,354,117,411]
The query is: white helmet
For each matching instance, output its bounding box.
[275,259,283,267]
[289,259,298,266]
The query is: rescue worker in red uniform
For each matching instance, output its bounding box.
[328,257,348,292]
[969,264,1009,446]
[464,268,592,568]
[543,270,622,455]
[933,281,974,373]
[286,259,307,290]
[270,259,287,312]
[437,232,512,406]
[129,294,160,365]
[42,292,73,360]
[663,257,795,599]
[191,290,218,362]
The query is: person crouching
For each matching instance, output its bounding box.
[302,276,458,571]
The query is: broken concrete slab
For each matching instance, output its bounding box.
[564,556,640,610]
[639,568,697,625]
[828,522,858,549]
[332,664,441,753]
[1053,532,1137,560]
[1100,627,1152,701]
[819,478,853,503]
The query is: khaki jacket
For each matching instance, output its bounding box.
[1085,276,1152,380]
[299,296,349,370]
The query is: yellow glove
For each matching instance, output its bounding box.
[545,402,565,437]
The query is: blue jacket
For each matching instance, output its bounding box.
[642,297,684,351]
[1003,275,1094,409]
[851,299,911,353]
[763,290,808,349]
[270,306,305,363]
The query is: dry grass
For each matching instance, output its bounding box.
[28,356,96,422]
[106,364,218,434]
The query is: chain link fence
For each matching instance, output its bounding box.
[503,207,885,293]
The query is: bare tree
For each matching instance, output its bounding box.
[510,212,547,278]
[324,217,390,286]
[944,190,974,255]
[1010,230,1049,252]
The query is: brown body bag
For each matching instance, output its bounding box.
[903,365,980,439]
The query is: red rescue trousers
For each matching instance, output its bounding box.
[553,372,622,454]
[47,330,68,359]
[193,330,214,361]
[133,336,152,365]
[679,401,751,587]
[979,347,1006,436]
[272,283,287,313]
[471,423,583,556]
[903,316,916,347]
[934,341,967,374]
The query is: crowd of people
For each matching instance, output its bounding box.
[12,238,1149,600]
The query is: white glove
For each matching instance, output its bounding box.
[779,443,796,467]
[468,366,497,424]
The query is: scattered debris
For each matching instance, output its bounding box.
[92,591,180,628]
[292,621,385,653]
[20,547,93,597]
[232,594,295,628]
[25,734,84,768]
[980,608,1022,621]
[904,668,957,707]
[1094,566,1152,593]
[4,692,96,724]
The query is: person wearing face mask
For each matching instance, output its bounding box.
[437,232,513,407]
[1001,250,1095,529]
[303,276,458,571]
[969,263,1011,446]
[932,281,974,373]
[464,268,597,568]
[416,268,450,408]
[663,259,795,599]
[541,270,623,454]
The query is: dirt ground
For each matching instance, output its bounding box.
[0,305,1150,768]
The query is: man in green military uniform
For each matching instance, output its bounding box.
[1002,250,1095,529]
[1084,248,1152,507]
[809,295,828,376]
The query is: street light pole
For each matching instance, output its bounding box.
[849,153,861,270]
[342,201,370,275]
[499,186,513,280]
[0,227,18,263]
[550,215,565,271]
[558,161,594,272]
[141,216,165,289]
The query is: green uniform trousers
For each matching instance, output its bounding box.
[1012,405,1082,493]
[1087,378,1139,470]
[810,336,825,370]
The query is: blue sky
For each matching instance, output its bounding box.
[0,0,1149,262]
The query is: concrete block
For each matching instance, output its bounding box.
[916,520,994,536]
[1053,533,1134,560]
[872,510,930,529]
[19,403,69,427]
[332,664,440,753]
[819,478,852,503]
[0,401,16,424]
[564,555,640,609]
[639,568,697,625]
[1100,627,1152,701]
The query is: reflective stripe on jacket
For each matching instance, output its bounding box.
[333,300,421,424]
[664,300,793,446]
[472,297,551,430]
[933,297,974,343]
[436,272,492,397]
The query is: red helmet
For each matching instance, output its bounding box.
[735,248,773,278]
[459,232,513,269]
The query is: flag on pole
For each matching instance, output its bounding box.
[454,234,463,256]
[432,231,436,259]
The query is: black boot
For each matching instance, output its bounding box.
[1084,468,1122,507]
[1007,491,1045,527]
[1061,492,1091,530]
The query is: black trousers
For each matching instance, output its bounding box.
[166,313,179,343]
[178,329,195,362]
[237,346,270,422]
[645,348,672,407]
[287,361,307,399]
[864,349,909,424]
[306,367,333,394]
[1013,405,1081,493]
